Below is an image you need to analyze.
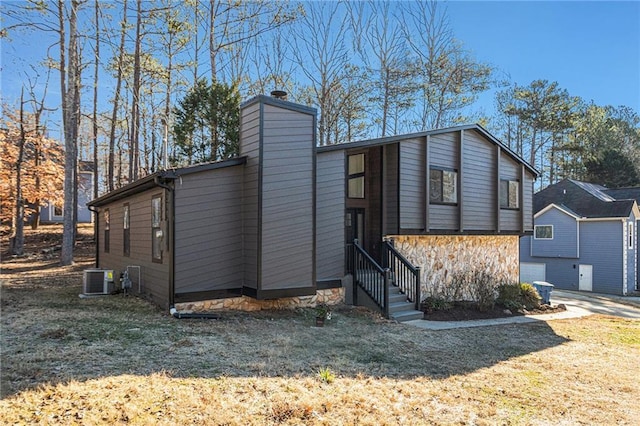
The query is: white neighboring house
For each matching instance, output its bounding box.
[39,160,95,224]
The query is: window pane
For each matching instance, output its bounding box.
[104,209,110,230]
[348,176,365,198]
[430,169,442,202]
[152,228,163,261]
[535,225,553,239]
[500,180,509,208]
[442,170,457,203]
[152,197,161,227]
[123,205,130,229]
[508,181,519,208]
[348,154,365,175]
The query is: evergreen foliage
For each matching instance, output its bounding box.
[172,79,240,165]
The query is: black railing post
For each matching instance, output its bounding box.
[383,268,391,319]
[352,239,358,305]
[415,266,421,311]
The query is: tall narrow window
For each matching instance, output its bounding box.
[123,204,130,256]
[104,209,110,253]
[151,196,163,262]
[500,179,520,209]
[430,168,457,204]
[347,153,365,199]
[629,222,634,250]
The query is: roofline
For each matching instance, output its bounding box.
[88,156,247,207]
[316,123,539,177]
[241,95,317,116]
[535,203,582,220]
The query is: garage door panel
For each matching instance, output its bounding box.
[520,262,545,284]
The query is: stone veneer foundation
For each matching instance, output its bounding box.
[391,235,519,300]
[174,287,345,313]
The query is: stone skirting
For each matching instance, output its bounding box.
[391,235,519,300]
[174,287,345,313]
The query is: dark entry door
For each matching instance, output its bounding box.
[346,208,365,246]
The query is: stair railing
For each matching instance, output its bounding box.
[352,239,390,318]
[382,239,421,311]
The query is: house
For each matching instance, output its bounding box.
[87,95,538,319]
[520,179,639,295]
[39,160,94,224]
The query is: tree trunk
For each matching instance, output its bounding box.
[108,0,127,191]
[60,0,80,266]
[129,0,142,182]
[10,88,27,256]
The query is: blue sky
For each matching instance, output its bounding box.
[1,0,638,127]
[446,0,640,112]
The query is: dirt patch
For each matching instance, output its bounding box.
[423,301,567,321]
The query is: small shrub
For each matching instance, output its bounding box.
[496,282,542,311]
[317,367,335,384]
[519,283,542,310]
[421,296,452,313]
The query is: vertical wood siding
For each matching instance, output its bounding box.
[316,150,346,280]
[383,144,399,235]
[240,101,261,290]
[462,130,496,230]
[259,104,315,290]
[499,148,525,231]
[97,188,170,307]
[399,138,425,229]
[427,132,459,230]
[173,166,244,293]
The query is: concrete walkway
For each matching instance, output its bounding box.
[405,289,640,330]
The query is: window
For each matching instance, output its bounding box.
[53,205,63,217]
[123,204,130,256]
[500,179,520,209]
[629,222,634,250]
[104,209,110,253]
[151,196,163,262]
[430,168,457,204]
[347,153,365,199]
[534,225,553,240]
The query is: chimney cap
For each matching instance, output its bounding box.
[270,90,288,100]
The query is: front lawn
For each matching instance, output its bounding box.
[1,226,639,424]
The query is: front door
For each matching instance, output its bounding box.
[346,208,365,246]
[579,264,593,291]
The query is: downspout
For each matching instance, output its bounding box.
[88,205,99,268]
[154,175,175,309]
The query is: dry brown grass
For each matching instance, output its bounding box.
[1,225,640,424]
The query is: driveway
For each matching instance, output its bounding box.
[406,289,640,330]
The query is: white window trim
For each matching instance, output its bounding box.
[628,222,634,250]
[534,224,554,240]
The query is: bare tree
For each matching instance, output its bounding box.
[292,1,350,146]
[59,0,82,266]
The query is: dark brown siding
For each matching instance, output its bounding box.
[173,165,244,293]
[399,138,425,230]
[383,143,399,235]
[259,103,315,290]
[427,132,459,230]
[240,101,261,290]
[462,130,497,231]
[316,150,346,280]
[97,187,170,308]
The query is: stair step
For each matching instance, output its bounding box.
[391,309,424,322]
[388,301,417,314]
[389,293,407,303]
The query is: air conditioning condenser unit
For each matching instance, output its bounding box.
[83,269,115,295]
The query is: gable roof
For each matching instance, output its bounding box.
[534,178,636,219]
[603,187,640,204]
[316,123,539,177]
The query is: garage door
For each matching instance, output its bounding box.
[520,262,546,284]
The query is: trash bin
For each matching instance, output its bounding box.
[532,281,554,305]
